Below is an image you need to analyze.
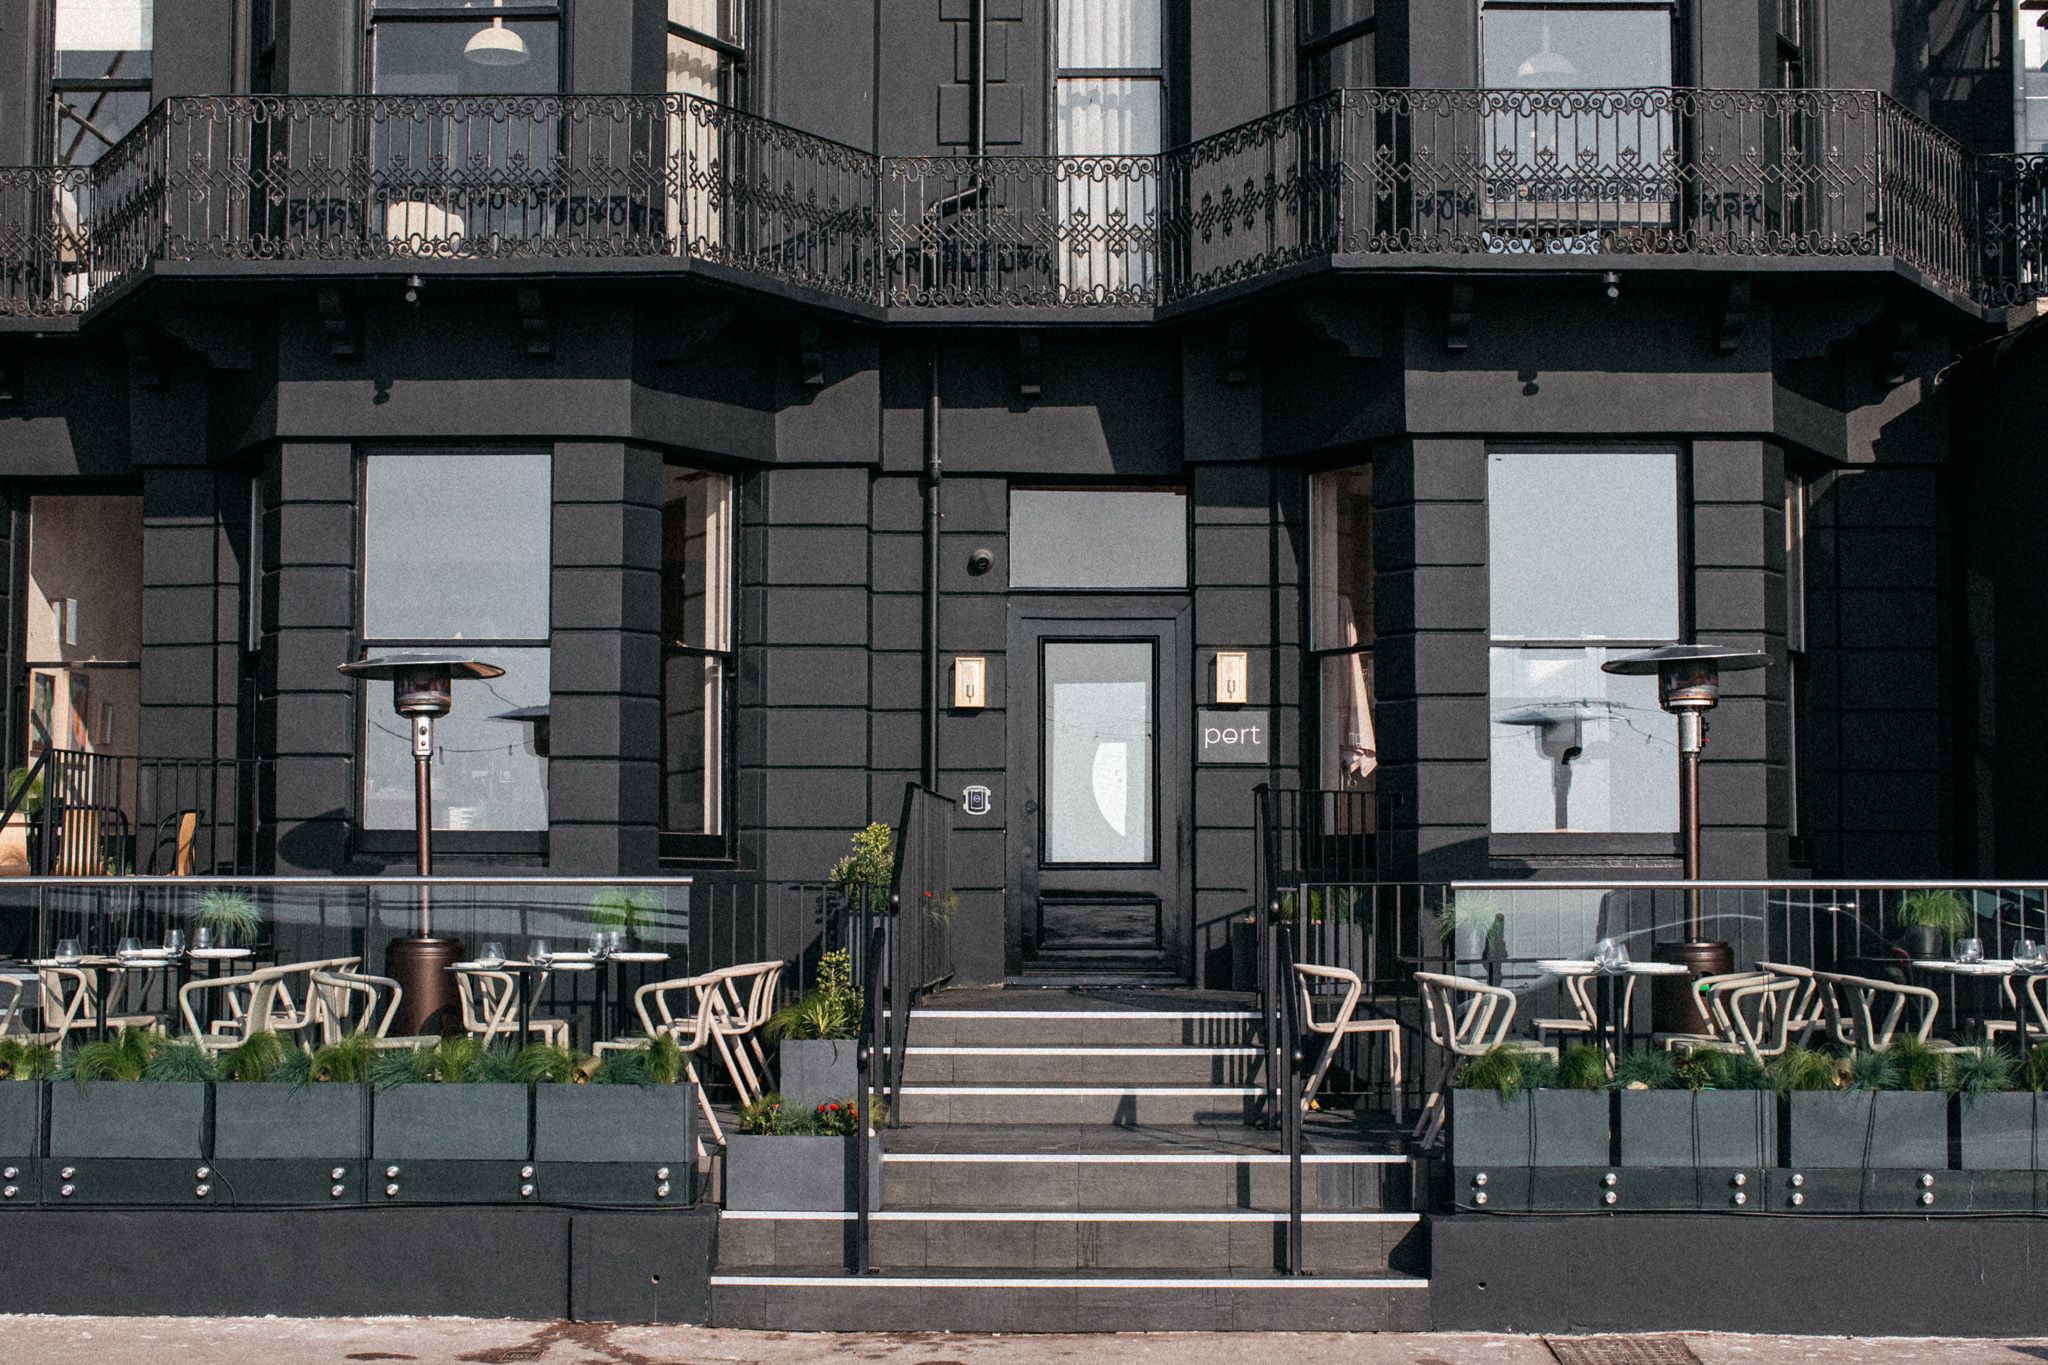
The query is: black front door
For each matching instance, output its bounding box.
[1007,601,1190,981]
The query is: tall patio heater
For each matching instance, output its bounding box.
[338,651,505,1036]
[1601,644,1770,1031]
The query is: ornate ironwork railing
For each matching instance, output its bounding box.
[0,87,2034,317]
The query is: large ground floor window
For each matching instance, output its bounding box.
[661,466,733,855]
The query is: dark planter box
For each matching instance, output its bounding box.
[1958,1092,2041,1171]
[45,1081,209,1205]
[533,1083,695,1206]
[371,1083,530,1204]
[1786,1091,1948,1171]
[0,1082,40,1207]
[778,1040,860,1110]
[723,1133,880,1212]
[1612,1088,1776,1211]
[1449,1089,1609,1212]
[212,1083,369,1205]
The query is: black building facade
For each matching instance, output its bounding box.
[0,0,2040,988]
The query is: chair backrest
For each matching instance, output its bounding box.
[179,966,290,1048]
[33,965,92,1046]
[454,969,519,1038]
[1754,961,1825,1040]
[0,974,26,1036]
[1414,970,1517,1056]
[310,968,403,1042]
[148,809,201,877]
[1293,962,1363,1034]
[1721,976,1802,1063]
[263,957,365,1032]
[711,961,783,1032]
[632,972,725,1048]
[1814,971,1940,1048]
[2023,974,2048,1040]
[1686,971,1772,1038]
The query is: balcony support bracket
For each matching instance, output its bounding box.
[1446,282,1474,355]
[516,286,553,361]
[1016,331,1041,399]
[1715,280,1751,356]
[799,320,825,389]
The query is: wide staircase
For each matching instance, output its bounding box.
[709,989,1430,1331]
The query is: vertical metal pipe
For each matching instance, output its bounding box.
[972,0,988,158]
[924,348,943,790]
[414,717,434,933]
[1679,710,1702,938]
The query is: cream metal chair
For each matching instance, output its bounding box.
[1813,970,1970,1053]
[599,970,735,1148]
[179,966,292,1053]
[1753,961,1829,1046]
[308,968,440,1048]
[1660,976,1801,1067]
[454,968,569,1048]
[712,960,786,1102]
[1293,963,1404,1122]
[1652,971,1772,1053]
[207,956,364,1043]
[40,963,161,1044]
[1984,973,2048,1048]
[1412,971,1557,1149]
[1531,970,1642,1052]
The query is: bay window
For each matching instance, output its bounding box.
[1055,0,1162,299]
[360,452,552,835]
[661,468,733,855]
[1488,451,1678,835]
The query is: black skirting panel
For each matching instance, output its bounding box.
[0,1207,715,1323]
[1430,1212,2048,1337]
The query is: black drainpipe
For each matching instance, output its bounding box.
[972,0,988,157]
[923,346,943,790]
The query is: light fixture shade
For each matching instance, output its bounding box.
[464,21,530,66]
[1516,23,1577,83]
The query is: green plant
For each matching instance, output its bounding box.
[0,1037,55,1082]
[829,823,895,900]
[1675,1047,1770,1092]
[766,949,863,1042]
[511,1043,583,1085]
[1845,1047,1901,1092]
[1455,1044,1553,1098]
[736,1091,880,1135]
[1950,1046,2019,1096]
[371,1036,525,1087]
[306,1033,378,1084]
[592,1035,684,1087]
[4,766,43,821]
[1897,890,1972,944]
[1887,1036,1953,1092]
[1556,1043,1607,1090]
[1432,893,1500,947]
[1610,1049,1680,1090]
[2025,1043,2048,1093]
[1769,1044,1842,1093]
[145,1040,219,1083]
[195,889,262,948]
[589,887,660,939]
[217,1031,293,1083]
[62,1028,161,1085]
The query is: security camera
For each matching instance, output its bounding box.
[967,547,995,575]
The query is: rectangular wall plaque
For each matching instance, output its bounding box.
[952,656,987,709]
[1198,708,1270,765]
[1213,651,1249,705]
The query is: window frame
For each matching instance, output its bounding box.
[361,0,566,96]
[1485,444,1688,853]
[1307,465,1377,799]
[1298,0,1376,97]
[1006,484,1191,594]
[1050,0,1170,155]
[45,0,155,167]
[667,0,749,107]
[659,464,737,863]
[352,448,555,856]
[1477,0,1679,89]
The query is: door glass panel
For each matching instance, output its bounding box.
[1043,641,1154,864]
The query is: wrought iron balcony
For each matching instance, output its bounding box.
[0,88,2028,319]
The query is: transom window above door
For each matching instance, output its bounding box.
[1009,488,1187,590]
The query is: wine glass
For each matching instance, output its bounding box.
[54,938,81,965]
[1958,936,1986,965]
[1593,938,1621,971]
[193,925,215,953]
[589,932,609,959]
[479,941,505,968]
[116,937,142,961]
[162,929,185,958]
[529,938,553,969]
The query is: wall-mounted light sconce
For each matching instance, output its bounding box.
[1213,651,1249,705]
[953,656,987,710]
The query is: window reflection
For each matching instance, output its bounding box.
[1311,469,1375,796]
[1490,648,1675,833]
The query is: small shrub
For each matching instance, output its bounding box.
[511,1043,583,1085]
[0,1038,55,1081]
[1455,1044,1553,1098]
[593,1035,684,1087]
[1846,1047,1901,1092]
[1888,1036,1953,1092]
[2024,1043,2048,1093]
[1556,1043,1607,1090]
[1950,1046,2018,1097]
[1769,1044,1841,1093]
[737,1091,879,1135]
[62,1028,161,1085]
[307,1033,377,1084]
[371,1036,524,1087]
[829,824,895,900]
[195,890,262,948]
[766,949,862,1042]
[589,887,661,939]
[1610,1050,1680,1090]
[1677,1048,1769,1091]
[218,1031,293,1083]
[1897,890,1972,942]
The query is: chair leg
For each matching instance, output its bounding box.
[1386,1031,1404,1127]
[1412,1088,1442,1142]
[1417,1096,1446,1150]
[1301,1032,1340,1111]
[684,1055,725,1147]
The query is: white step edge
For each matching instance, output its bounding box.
[712,1274,1428,1290]
[901,1085,1264,1096]
[720,1210,1420,1224]
[909,1055,1261,1064]
[906,1010,1260,1021]
[884,1151,1405,1165]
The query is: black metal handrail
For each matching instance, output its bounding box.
[0,86,2026,317]
[1273,893,1306,1276]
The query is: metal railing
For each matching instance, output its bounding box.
[0,87,2030,317]
[0,743,266,885]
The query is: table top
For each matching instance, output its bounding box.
[450,960,595,973]
[609,950,670,963]
[1917,959,2032,976]
[1535,958,1691,977]
[37,954,179,971]
[189,948,253,960]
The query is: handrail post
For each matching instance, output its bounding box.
[854,884,883,1276]
[1279,889,1305,1277]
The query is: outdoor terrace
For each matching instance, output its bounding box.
[0,87,2040,322]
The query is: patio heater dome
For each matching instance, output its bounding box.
[464,6,530,67]
[1600,643,1770,713]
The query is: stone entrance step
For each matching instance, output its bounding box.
[904,1006,1265,1049]
[900,1044,1265,1086]
[897,1084,1266,1126]
[708,1267,1433,1333]
[715,1208,1422,1273]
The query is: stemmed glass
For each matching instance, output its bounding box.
[2019,941,2045,972]
[1592,937,1628,971]
[478,941,506,968]
[53,938,81,965]
[1958,936,1986,965]
[162,929,185,958]
[589,932,610,960]
[529,939,553,970]
[116,937,142,961]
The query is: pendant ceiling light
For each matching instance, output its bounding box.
[1516,23,1576,82]
[464,0,530,66]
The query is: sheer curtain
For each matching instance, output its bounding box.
[668,0,732,256]
[1055,0,1162,299]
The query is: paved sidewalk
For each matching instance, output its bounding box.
[0,1320,2041,1364]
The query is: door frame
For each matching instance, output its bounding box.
[1005,596,1193,980]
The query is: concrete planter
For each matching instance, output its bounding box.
[1786,1090,1948,1170]
[778,1039,860,1110]
[1449,1088,1609,1211]
[532,1083,695,1206]
[212,1082,368,1205]
[45,1081,209,1205]
[1958,1092,2041,1170]
[371,1083,531,1203]
[0,1082,40,1206]
[1614,1088,1777,1168]
[724,1133,881,1212]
